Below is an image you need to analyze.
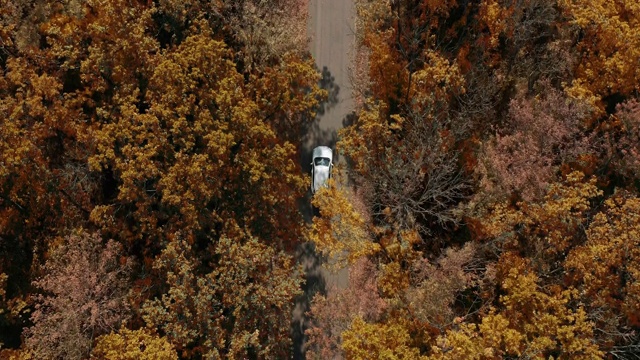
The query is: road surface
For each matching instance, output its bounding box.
[292,0,356,358]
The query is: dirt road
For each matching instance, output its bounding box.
[309,0,355,134]
[307,0,355,287]
[292,0,356,358]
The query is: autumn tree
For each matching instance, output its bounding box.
[474,172,640,356]
[1,0,322,356]
[227,0,310,70]
[24,231,133,360]
[315,0,640,358]
[602,98,640,184]
[341,316,425,360]
[153,0,310,69]
[565,194,640,352]
[142,230,303,359]
[0,0,157,347]
[403,243,479,334]
[428,253,603,359]
[310,178,380,266]
[306,239,480,358]
[340,58,468,240]
[476,0,574,80]
[479,171,602,277]
[92,327,178,360]
[561,0,640,112]
[479,83,595,201]
[305,257,387,359]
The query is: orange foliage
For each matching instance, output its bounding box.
[142,232,302,358]
[566,194,640,330]
[92,328,178,360]
[562,0,640,112]
[429,253,603,359]
[0,0,321,356]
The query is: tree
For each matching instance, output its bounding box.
[92,327,178,360]
[24,231,133,360]
[153,0,311,72]
[404,243,478,333]
[561,0,640,113]
[310,178,380,266]
[480,171,602,276]
[142,231,303,359]
[475,172,640,356]
[428,253,603,359]
[0,1,157,348]
[227,0,310,71]
[602,98,640,183]
[306,257,387,359]
[1,0,322,356]
[87,29,319,252]
[479,83,595,201]
[341,317,425,360]
[343,0,469,240]
[565,194,640,351]
[344,50,467,237]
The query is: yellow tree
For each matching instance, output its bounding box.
[92,328,178,360]
[475,172,640,356]
[88,30,314,250]
[429,253,603,359]
[0,2,133,342]
[310,179,380,266]
[481,171,602,274]
[565,194,640,349]
[341,317,426,360]
[142,230,302,358]
[1,0,322,356]
[84,22,318,359]
[561,0,640,112]
[430,253,603,359]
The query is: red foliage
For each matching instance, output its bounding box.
[481,84,594,200]
[25,231,133,360]
[305,258,387,359]
[603,99,640,181]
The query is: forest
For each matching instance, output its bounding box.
[0,0,639,359]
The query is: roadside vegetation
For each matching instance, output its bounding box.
[0,0,320,358]
[306,0,640,359]
[1,0,639,359]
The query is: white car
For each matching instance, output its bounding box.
[311,146,333,194]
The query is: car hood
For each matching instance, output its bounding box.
[313,146,333,160]
[313,166,331,193]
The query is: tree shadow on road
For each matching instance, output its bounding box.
[292,65,343,360]
[300,65,340,173]
[291,241,327,359]
[316,66,340,117]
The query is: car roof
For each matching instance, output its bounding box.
[312,146,333,159]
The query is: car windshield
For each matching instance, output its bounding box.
[314,157,331,167]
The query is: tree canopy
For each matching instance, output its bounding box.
[2,0,640,358]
